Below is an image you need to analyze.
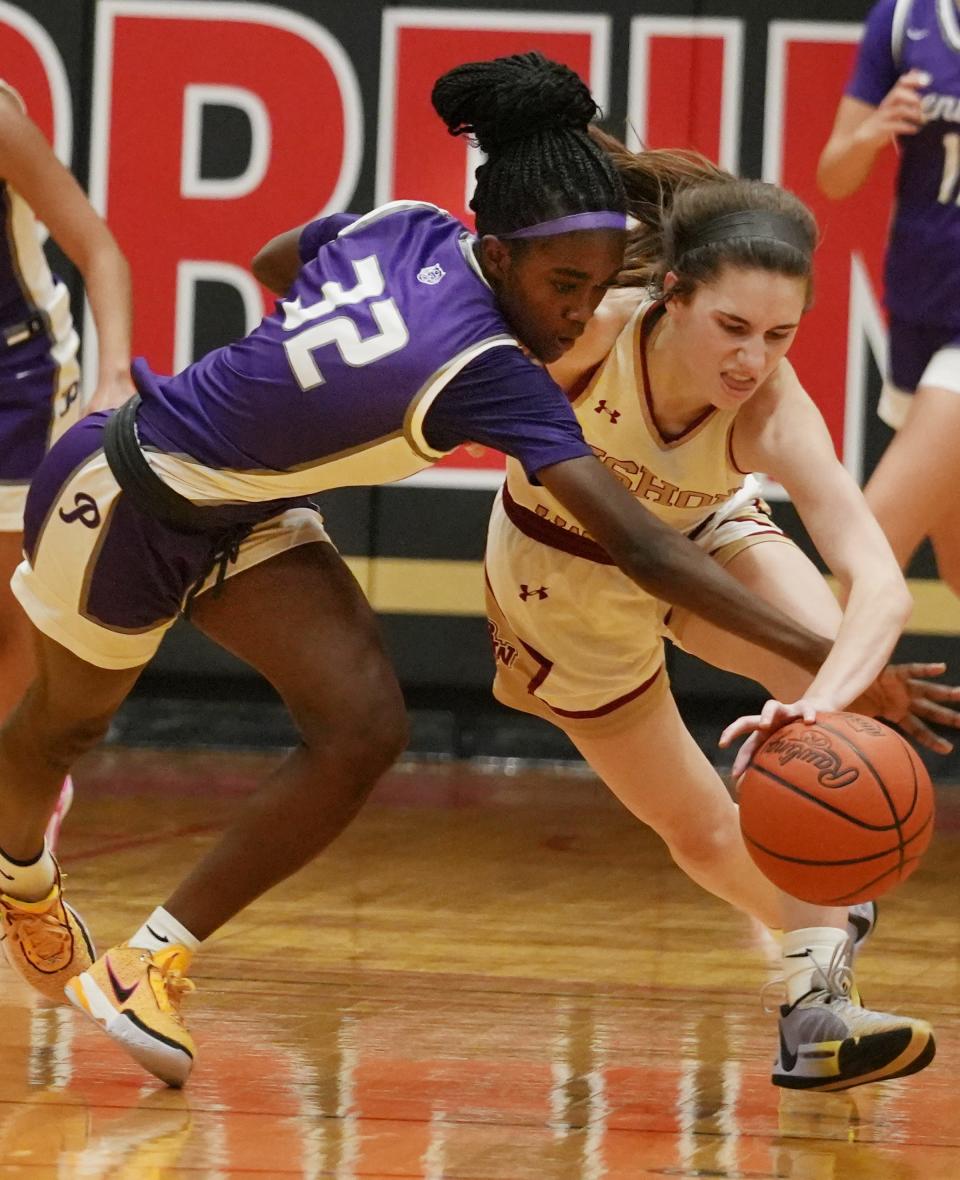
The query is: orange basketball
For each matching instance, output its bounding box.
[738,712,934,906]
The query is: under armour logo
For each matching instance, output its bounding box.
[519,584,548,601]
[58,492,101,528]
[595,400,620,423]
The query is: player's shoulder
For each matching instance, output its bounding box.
[336,199,459,240]
[548,287,648,391]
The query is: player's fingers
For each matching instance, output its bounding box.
[899,712,953,754]
[899,68,931,89]
[887,117,924,136]
[719,714,762,747]
[731,737,759,782]
[901,662,947,678]
[909,699,960,728]
[907,679,960,701]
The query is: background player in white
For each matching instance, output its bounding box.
[0,83,134,847]
[818,0,960,596]
[485,136,948,1090]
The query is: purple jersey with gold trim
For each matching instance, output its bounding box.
[132,201,590,511]
[847,0,960,327]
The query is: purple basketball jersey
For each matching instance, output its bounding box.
[847,0,960,328]
[133,201,589,510]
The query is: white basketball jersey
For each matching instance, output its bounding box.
[504,299,748,540]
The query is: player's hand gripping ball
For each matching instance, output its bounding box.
[738,712,934,905]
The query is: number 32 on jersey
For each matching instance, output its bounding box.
[281,255,409,389]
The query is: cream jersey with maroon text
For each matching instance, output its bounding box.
[504,299,747,539]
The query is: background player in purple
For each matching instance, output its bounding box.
[0,52,902,1088]
[0,80,134,850]
[819,0,960,597]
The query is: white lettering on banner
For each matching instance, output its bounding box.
[87,0,363,379]
[627,16,743,171]
[180,84,272,199]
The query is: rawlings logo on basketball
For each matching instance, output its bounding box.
[764,730,859,788]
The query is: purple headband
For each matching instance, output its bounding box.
[498,210,627,239]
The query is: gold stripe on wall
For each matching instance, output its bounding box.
[904,579,960,636]
[346,559,960,635]
[344,557,485,616]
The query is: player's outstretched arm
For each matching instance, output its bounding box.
[0,91,134,413]
[538,454,832,673]
[737,362,913,719]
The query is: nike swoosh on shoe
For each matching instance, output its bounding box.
[106,957,141,1005]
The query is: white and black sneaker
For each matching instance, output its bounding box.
[773,941,934,1091]
[847,900,877,954]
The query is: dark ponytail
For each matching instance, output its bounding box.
[432,52,626,237]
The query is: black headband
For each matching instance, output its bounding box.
[677,211,811,258]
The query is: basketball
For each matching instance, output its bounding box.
[738,712,934,906]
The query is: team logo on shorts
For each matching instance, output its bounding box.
[417,263,445,285]
[486,620,518,668]
[58,381,81,418]
[58,492,101,528]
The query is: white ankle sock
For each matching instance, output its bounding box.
[782,927,849,1006]
[128,907,201,954]
[0,842,56,902]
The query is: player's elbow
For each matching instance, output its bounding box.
[250,248,278,291]
[815,149,857,201]
[889,581,914,630]
[815,160,844,201]
[861,572,913,633]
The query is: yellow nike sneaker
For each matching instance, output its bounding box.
[65,943,196,1087]
[0,867,95,1002]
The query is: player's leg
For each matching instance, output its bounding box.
[568,689,784,928]
[865,383,960,577]
[0,626,144,1000]
[670,540,934,1089]
[0,532,36,720]
[67,539,408,1086]
[165,540,408,937]
[928,507,960,600]
[668,538,841,706]
[0,538,75,854]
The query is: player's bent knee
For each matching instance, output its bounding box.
[5,707,113,771]
[290,669,409,780]
[666,816,741,868]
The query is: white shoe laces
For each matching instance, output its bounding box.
[761,935,855,1014]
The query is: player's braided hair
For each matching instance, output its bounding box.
[432,52,626,237]
[591,128,818,304]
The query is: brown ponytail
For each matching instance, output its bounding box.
[589,128,817,303]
